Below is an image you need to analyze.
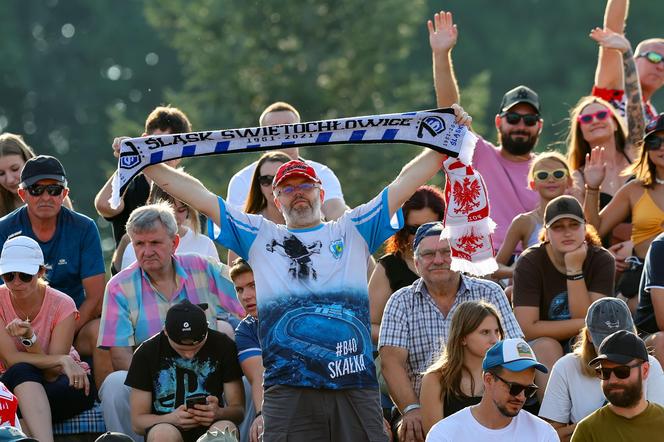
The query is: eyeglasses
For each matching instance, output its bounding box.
[26,184,65,197]
[276,182,319,196]
[416,248,451,261]
[577,110,610,124]
[500,112,540,127]
[534,169,568,181]
[2,272,34,283]
[492,372,539,398]
[595,362,643,380]
[637,51,663,64]
[645,135,664,151]
[405,224,421,235]
[258,175,274,187]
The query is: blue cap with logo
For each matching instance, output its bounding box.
[482,338,548,373]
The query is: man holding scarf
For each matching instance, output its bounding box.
[140,105,471,442]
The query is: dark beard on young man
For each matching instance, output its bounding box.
[501,131,537,156]
[603,372,643,408]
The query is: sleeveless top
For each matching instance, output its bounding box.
[444,393,482,417]
[377,253,419,292]
[526,222,543,248]
[631,190,664,246]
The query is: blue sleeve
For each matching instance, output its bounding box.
[235,319,261,363]
[208,196,261,260]
[350,188,403,254]
[80,219,105,279]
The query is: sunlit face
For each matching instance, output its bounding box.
[0,154,25,194]
[274,176,324,228]
[530,158,570,200]
[496,103,542,156]
[258,160,286,208]
[18,179,68,221]
[487,367,536,417]
[264,111,300,159]
[578,102,617,144]
[405,207,440,247]
[172,200,189,228]
[233,271,257,318]
[636,42,664,94]
[463,315,502,360]
[414,236,455,285]
[547,218,585,253]
[130,222,179,274]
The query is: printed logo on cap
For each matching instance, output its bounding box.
[517,342,534,359]
[182,321,191,331]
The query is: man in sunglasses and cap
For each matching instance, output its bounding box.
[0,155,109,385]
[571,330,664,441]
[426,338,557,441]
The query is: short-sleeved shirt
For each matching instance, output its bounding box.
[0,206,105,308]
[235,315,261,363]
[210,188,401,389]
[513,243,615,321]
[125,330,243,414]
[571,402,664,442]
[592,86,658,124]
[106,173,151,246]
[378,277,523,394]
[226,158,345,209]
[540,353,664,425]
[97,254,243,349]
[635,233,664,333]
[0,285,88,373]
[471,137,539,252]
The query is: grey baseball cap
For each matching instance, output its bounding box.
[586,297,634,347]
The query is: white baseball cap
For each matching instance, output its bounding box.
[0,236,44,276]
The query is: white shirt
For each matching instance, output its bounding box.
[121,226,220,270]
[539,353,664,424]
[426,407,558,442]
[226,158,345,208]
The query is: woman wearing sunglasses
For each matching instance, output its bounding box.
[0,236,94,442]
[539,297,664,442]
[419,301,504,435]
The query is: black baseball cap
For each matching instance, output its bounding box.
[645,113,664,139]
[165,299,209,345]
[589,330,649,366]
[20,155,67,187]
[499,85,541,114]
[544,195,585,228]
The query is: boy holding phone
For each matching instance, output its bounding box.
[126,300,245,442]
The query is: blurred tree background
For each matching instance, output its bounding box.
[0,0,661,257]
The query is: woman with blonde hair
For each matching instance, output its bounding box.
[420,301,504,434]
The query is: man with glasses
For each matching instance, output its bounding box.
[380,222,522,442]
[571,330,664,441]
[0,155,108,385]
[428,11,542,252]
[426,338,557,441]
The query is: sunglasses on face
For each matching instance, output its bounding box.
[493,372,539,398]
[577,110,610,124]
[276,182,319,196]
[534,169,568,181]
[645,135,664,151]
[2,272,34,283]
[500,112,540,127]
[637,51,664,64]
[405,224,420,235]
[26,184,65,197]
[595,362,643,380]
[258,175,274,187]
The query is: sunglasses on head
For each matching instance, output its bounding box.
[258,175,274,187]
[637,51,663,64]
[645,135,664,151]
[405,224,421,235]
[595,361,643,380]
[493,372,539,398]
[2,272,34,283]
[577,110,610,124]
[500,112,540,127]
[534,169,568,181]
[26,184,65,197]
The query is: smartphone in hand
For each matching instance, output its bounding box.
[185,394,208,409]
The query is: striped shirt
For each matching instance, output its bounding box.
[378,276,522,394]
[98,254,243,348]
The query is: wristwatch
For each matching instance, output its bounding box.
[21,333,37,347]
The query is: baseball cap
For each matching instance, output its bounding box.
[645,113,664,139]
[196,428,239,442]
[0,426,38,441]
[544,195,585,228]
[94,432,134,442]
[483,338,548,373]
[586,297,634,348]
[165,299,209,345]
[20,155,67,187]
[0,236,44,276]
[499,85,541,114]
[589,330,649,366]
[413,221,445,251]
[272,160,321,188]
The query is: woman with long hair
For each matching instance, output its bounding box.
[368,185,445,342]
[420,301,504,434]
[0,236,93,442]
[0,133,35,217]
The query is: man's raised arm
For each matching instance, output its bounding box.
[429,11,460,108]
[594,0,629,90]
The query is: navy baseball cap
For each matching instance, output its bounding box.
[483,338,548,373]
[20,155,67,187]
